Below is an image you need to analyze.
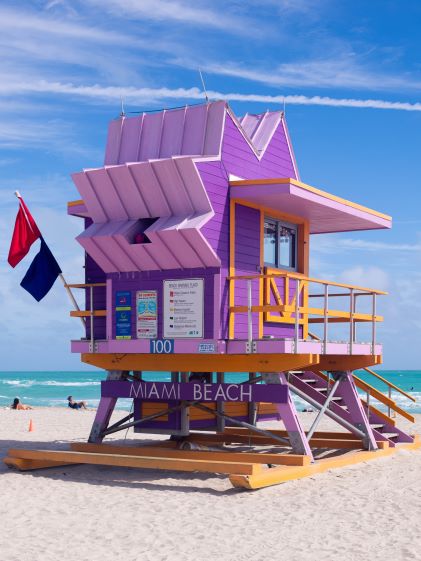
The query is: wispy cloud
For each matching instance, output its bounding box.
[1,79,421,113]
[313,237,421,253]
[193,58,421,92]
[85,0,250,34]
[0,7,128,44]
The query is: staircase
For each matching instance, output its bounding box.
[287,370,415,448]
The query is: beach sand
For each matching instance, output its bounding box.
[0,408,420,561]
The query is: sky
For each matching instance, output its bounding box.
[1,0,421,370]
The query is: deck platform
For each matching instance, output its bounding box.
[4,431,420,490]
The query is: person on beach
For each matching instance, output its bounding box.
[67,395,87,410]
[11,397,33,410]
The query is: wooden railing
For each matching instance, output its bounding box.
[228,271,386,352]
[309,331,415,415]
[67,283,106,349]
[313,369,415,423]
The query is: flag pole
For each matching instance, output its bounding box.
[14,191,86,329]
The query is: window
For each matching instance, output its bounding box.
[264,218,297,270]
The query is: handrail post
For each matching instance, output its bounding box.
[366,389,370,419]
[90,285,94,351]
[294,279,300,353]
[247,279,253,346]
[349,288,354,354]
[388,386,391,418]
[371,293,377,355]
[323,284,329,354]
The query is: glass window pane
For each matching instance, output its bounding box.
[278,224,296,269]
[264,220,277,265]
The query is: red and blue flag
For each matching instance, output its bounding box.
[7,194,62,301]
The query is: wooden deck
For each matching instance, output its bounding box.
[4,432,420,490]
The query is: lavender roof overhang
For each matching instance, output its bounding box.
[73,156,219,273]
[230,178,392,233]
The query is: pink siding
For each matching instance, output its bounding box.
[222,112,297,180]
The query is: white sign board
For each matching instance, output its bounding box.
[163,279,204,338]
[136,290,158,339]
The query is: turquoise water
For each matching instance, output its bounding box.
[0,370,420,413]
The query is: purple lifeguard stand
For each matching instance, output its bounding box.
[5,102,419,488]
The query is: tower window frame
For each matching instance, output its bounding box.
[263,217,298,271]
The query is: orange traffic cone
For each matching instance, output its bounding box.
[28,419,34,432]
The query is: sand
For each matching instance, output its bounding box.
[0,407,420,561]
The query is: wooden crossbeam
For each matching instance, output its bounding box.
[70,310,106,317]
[223,427,363,440]
[70,443,310,467]
[185,431,389,450]
[6,448,261,476]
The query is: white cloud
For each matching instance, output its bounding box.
[313,237,421,253]
[1,79,421,114]
[0,7,129,44]
[338,266,390,291]
[85,0,249,33]
[196,58,421,92]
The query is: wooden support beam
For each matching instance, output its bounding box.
[223,427,360,440]
[70,443,311,467]
[184,431,387,450]
[316,355,382,371]
[81,353,319,373]
[6,448,262,476]
[70,310,106,317]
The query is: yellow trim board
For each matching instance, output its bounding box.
[67,199,85,207]
[230,177,392,222]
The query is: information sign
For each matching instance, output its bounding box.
[136,290,158,339]
[163,279,204,338]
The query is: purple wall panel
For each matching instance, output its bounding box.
[110,268,219,340]
[85,219,106,339]
[234,204,260,338]
[222,114,297,180]
[195,114,299,340]
[196,161,230,339]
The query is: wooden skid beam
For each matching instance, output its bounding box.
[230,448,395,490]
[70,443,310,467]
[4,457,75,471]
[6,448,261,476]
[231,439,421,489]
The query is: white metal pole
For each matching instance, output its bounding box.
[90,285,94,348]
[294,279,300,353]
[323,283,329,354]
[247,279,253,345]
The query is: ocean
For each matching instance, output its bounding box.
[0,370,420,413]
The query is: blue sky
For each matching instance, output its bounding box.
[1,0,421,370]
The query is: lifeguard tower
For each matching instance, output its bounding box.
[5,101,419,489]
